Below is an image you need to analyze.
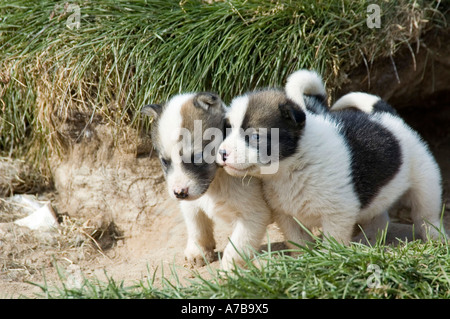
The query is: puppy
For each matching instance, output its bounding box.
[330,92,445,241]
[286,72,392,243]
[142,92,272,270]
[287,74,395,243]
[217,70,444,247]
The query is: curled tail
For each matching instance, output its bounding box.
[285,69,327,112]
[331,92,398,115]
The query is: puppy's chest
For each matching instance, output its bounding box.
[263,174,321,217]
[196,186,239,224]
[201,171,264,221]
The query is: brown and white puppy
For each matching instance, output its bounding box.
[217,70,445,247]
[142,92,272,270]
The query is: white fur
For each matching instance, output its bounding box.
[259,114,361,245]
[158,93,194,159]
[221,107,362,245]
[220,95,261,174]
[157,93,197,199]
[226,95,249,129]
[156,94,272,270]
[330,92,380,113]
[285,70,326,110]
[180,169,272,269]
[369,112,443,239]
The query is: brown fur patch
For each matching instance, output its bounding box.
[179,95,224,149]
[243,90,287,130]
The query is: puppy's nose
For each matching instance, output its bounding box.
[174,187,189,199]
[219,149,228,162]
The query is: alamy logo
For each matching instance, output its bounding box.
[366,4,381,29]
[168,120,280,174]
[66,4,81,30]
[366,264,382,288]
[51,2,81,30]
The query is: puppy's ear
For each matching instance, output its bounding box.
[193,92,221,111]
[141,104,163,119]
[278,100,305,126]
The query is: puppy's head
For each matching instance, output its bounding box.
[142,92,225,200]
[218,89,305,176]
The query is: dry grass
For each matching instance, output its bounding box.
[0,157,50,196]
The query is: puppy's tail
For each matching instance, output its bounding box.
[285,69,326,111]
[331,92,398,115]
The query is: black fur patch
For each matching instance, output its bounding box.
[372,100,398,115]
[327,110,402,208]
[304,95,329,115]
[181,160,216,193]
[242,90,305,162]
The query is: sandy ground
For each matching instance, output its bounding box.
[0,125,287,298]
[1,108,449,298]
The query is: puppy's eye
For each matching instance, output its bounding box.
[224,119,231,130]
[160,157,170,167]
[192,152,203,166]
[245,131,260,146]
[224,119,231,137]
[250,133,259,141]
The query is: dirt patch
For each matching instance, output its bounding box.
[334,29,450,108]
[0,158,51,197]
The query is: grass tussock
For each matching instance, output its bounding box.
[0,0,447,178]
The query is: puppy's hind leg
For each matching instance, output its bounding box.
[354,211,390,245]
[408,182,445,241]
[273,212,315,249]
[408,150,446,241]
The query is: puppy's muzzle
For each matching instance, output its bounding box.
[174,187,189,199]
[218,149,228,163]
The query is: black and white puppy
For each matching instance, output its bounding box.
[142,92,272,270]
[330,91,445,241]
[217,70,444,247]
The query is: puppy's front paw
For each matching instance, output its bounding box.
[184,245,215,267]
[221,248,246,271]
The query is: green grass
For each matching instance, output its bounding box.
[32,235,450,299]
[0,0,447,177]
